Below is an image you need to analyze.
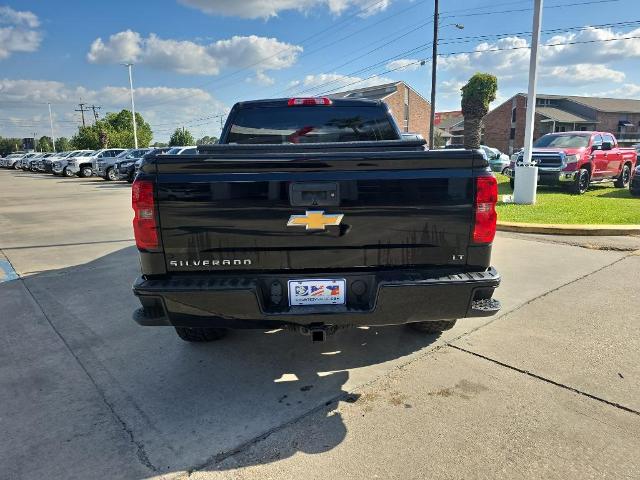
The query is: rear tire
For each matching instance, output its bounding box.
[569,168,590,194]
[614,163,631,188]
[175,327,228,342]
[408,319,457,334]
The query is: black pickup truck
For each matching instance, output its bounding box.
[131,97,500,342]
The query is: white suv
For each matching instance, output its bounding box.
[53,150,94,176]
[165,146,198,155]
[65,148,125,177]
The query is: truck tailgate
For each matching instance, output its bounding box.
[153,147,485,272]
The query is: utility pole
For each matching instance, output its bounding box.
[48,102,56,151]
[75,103,87,127]
[89,105,101,122]
[124,63,139,148]
[428,0,439,149]
[514,0,543,204]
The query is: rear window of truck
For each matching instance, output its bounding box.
[226,105,399,144]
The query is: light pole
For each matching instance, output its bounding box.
[124,63,139,148]
[428,1,464,148]
[48,102,56,151]
[514,0,543,204]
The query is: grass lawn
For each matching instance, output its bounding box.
[495,174,640,225]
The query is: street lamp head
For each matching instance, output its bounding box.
[454,23,464,30]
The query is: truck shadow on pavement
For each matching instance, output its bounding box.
[17,245,440,475]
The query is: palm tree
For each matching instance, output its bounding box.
[461,73,497,149]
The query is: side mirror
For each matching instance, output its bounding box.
[601,141,613,151]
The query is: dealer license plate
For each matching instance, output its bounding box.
[288,279,346,306]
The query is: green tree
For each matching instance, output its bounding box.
[151,141,168,147]
[169,127,195,146]
[70,109,152,149]
[55,137,71,152]
[37,136,54,152]
[0,137,22,156]
[196,135,219,145]
[71,125,101,149]
[461,73,497,149]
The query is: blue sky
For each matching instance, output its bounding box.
[2,0,640,141]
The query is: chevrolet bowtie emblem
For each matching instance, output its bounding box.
[287,211,344,230]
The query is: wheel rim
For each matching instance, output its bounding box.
[623,166,630,184]
[108,169,117,181]
[579,171,589,192]
[82,168,91,177]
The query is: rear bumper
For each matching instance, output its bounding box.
[132,267,501,328]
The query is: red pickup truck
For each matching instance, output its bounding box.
[506,131,636,194]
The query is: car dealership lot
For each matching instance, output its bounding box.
[1,170,639,480]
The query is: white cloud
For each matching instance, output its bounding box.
[545,64,625,85]
[439,79,465,98]
[0,5,39,27]
[594,83,640,98]
[246,71,275,86]
[386,59,422,71]
[434,25,640,111]
[178,0,392,19]
[290,73,393,94]
[0,6,41,60]
[88,31,303,76]
[0,78,228,141]
[543,27,640,65]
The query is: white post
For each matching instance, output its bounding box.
[126,63,139,148]
[514,0,543,204]
[48,102,56,151]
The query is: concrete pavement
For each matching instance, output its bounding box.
[0,170,639,479]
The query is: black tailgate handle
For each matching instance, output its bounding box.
[289,182,340,206]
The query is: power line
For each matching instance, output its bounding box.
[294,19,640,96]
[310,32,640,96]
[254,0,626,99]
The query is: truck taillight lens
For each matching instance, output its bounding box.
[288,97,332,106]
[473,176,498,244]
[132,179,158,250]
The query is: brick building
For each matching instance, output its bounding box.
[331,81,432,140]
[483,93,640,154]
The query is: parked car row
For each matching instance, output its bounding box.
[0,146,194,183]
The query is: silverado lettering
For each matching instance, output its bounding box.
[131,97,501,343]
[168,259,252,267]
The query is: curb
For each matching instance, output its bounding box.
[497,221,640,236]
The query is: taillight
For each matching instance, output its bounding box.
[473,176,498,244]
[287,97,332,106]
[132,179,158,250]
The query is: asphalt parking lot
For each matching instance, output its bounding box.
[1,170,639,480]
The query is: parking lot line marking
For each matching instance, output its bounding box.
[0,259,19,283]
